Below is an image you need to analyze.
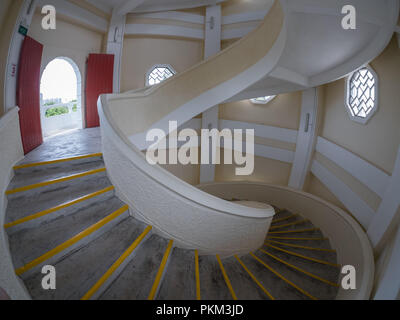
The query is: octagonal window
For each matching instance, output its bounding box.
[146,64,176,86]
[346,66,378,124]
[250,95,276,105]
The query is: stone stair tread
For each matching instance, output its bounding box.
[198,255,233,300]
[222,256,269,300]
[8,160,105,190]
[23,216,146,300]
[239,254,308,300]
[157,248,196,300]
[262,246,340,283]
[99,234,169,300]
[254,251,339,300]
[9,196,125,270]
[5,175,113,225]
[264,241,337,263]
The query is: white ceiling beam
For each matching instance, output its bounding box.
[132,0,226,14]
[117,0,148,15]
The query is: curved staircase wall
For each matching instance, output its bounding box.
[0,107,29,299]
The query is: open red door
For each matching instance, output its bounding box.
[85,54,114,128]
[17,36,44,154]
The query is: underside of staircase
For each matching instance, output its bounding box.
[4,153,340,300]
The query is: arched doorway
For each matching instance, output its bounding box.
[40,57,83,137]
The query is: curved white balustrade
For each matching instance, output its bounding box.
[197,181,375,300]
[98,1,285,256]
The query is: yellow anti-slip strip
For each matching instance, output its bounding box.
[234,255,274,300]
[4,186,115,229]
[81,225,152,300]
[148,239,174,300]
[6,168,106,195]
[271,214,298,225]
[216,254,237,300]
[259,249,339,288]
[268,227,319,235]
[250,252,317,300]
[195,250,201,300]
[269,219,308,230]
[266,236,328,241]
[15,205,129,276]
[264,243,340,268]
[266,240,336,252]
[13,153,103,170]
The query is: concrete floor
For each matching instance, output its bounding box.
[21,128,101,164]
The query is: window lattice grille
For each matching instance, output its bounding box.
[348,68,376,119]
[147,65,175,86]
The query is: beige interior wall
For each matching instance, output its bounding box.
[319,36,400,175]
[27,12,104,127]
[121,36,204,92]
[0,0,23,117]
[219,92,302,130]
[215,91,302,185]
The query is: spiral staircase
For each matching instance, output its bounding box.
[5,153,339,300]
[1,0,399,300]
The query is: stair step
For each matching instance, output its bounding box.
[157,248,196,300]
[254,250,339,300]
[99,235,169,300]
[23,216,147,300]
[265,236,332,249]
[197,255,233,300]
[6,167,106,197]
[5,175,112,225]
[264,243,339,267]
[13,153,103,172]
[239,254,307,300]
[5,186,115,234]
[8,160,105,191]
[10,197,128,278]
[263,246,340,284]
[222,256,271,300]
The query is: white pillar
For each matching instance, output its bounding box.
[4,0,38,112]
[288,88,319,189]
[106,10,126,93]
[199,5,222,183]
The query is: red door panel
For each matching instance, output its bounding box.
[17,36,44,154]
[85,54,114,128]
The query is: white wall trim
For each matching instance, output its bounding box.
[289,88,318,189]
[368,147,400,250]
[219,119,298,144]
[107,11,126,94]
[316,137,389,198]
[37,0,109,32]
[222,10,270,25]
[125,23,204,39]
[311,160,374,229]
[373,225,400,299]
[116,0,147,16]
[131,11,205,24]
[131,0,227,14]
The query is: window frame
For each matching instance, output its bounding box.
[345,65,379,125]
[146,64,176,86]
[250,95,276,105]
